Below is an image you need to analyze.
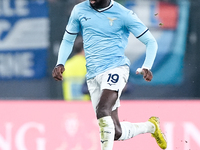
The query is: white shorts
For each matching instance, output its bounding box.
[87,65,129,112]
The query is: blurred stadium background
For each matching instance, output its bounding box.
[0,0,200,150]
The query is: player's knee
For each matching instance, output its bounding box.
[96,106,110,119]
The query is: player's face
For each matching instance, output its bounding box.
[89,0,110,9]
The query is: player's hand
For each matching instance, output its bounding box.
[52,64,65,81]
[136,68,153,82]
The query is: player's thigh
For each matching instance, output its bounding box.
[87,65,129,113]
[100,65,129,110]
[97,89,118,112]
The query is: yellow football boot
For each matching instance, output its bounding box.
[148,116,167,149]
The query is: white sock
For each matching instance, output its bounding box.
[118,121,155,141]
[98,116,115,150]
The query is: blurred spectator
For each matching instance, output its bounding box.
[62,36,90,101]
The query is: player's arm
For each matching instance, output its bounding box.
[52,5,80,81]
[136,30,158,82]
[124,11,158,82]
[52,32,77,81]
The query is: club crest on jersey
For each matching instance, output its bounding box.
[107,17,117,26]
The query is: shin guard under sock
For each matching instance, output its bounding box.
[98,116,115,150]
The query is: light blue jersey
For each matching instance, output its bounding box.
[65,0,149,79]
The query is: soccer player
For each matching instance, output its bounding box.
[52,0,167,149]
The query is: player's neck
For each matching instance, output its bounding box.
[101,0,111,8]
[93,0,111,9]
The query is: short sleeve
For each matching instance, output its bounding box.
[124,10,148,38]
[66,5,81,34]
